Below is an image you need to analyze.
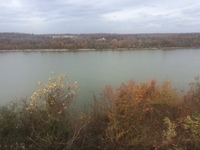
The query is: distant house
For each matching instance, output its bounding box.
[97,38,106,41]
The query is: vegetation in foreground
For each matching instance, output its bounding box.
[0,74,200,150]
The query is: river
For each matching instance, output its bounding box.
[0,49,200,107]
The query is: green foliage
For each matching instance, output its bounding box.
[183,116,200,135]
[161,115,200,150]
[0,105,23,148]
[163,117,177,141]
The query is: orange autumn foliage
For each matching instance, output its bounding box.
[100,79,182,149]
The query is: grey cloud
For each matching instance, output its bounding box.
[0,0,200,33]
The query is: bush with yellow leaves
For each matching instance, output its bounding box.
[0,73,87,150]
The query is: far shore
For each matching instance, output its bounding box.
[0,47,200,53]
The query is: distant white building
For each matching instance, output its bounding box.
[97,38,106,41]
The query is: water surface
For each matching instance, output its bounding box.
[0,49,200,107]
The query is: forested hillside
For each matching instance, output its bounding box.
[1,33,200,50]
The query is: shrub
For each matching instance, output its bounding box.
[0,105,23,149]
[0,73,87,149]
[183,76,200,115]
[1,76,200,149]
[100,79,182,149]
[162,115,200,150]
[75,94,109,150]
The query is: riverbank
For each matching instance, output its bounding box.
[0,47,200,53]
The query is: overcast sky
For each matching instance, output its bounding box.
[0,0,200,34]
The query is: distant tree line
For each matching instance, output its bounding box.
[0,32,200,50]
